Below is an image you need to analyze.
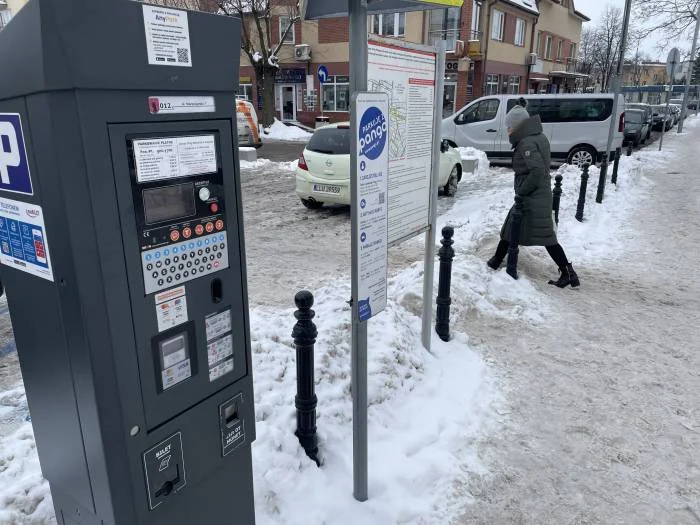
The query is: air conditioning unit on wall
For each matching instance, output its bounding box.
[526,53,538,66]
[294,44,312,61]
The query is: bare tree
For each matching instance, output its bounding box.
[628,49,653,86]
[576,28,598,88]
[633,0,700,49]
[218,0,300,127]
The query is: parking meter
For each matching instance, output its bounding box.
[0,1,256,524]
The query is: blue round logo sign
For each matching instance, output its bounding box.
[359,106,387,161]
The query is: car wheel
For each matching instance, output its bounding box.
[300,198,323,209]
[443,166,459,197]
[567,145,596,167]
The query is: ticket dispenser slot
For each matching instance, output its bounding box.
[143,432,187,510]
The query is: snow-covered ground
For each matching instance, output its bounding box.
[263,119,313,142]
[1,119,698,523]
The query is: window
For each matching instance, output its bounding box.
[486,74,500,95]
[535,30,541,56]
[544,35,553,60]
[307,127,351,155]
[322,76,350,112]
[0,9,12,30]
[491,9,504,41]
[506,97,613,122]
[515,18,526,47]
[455,98,500,124]
[237,84,253,101]
[279,15,295,44]
[471,0,481,40]
[509,75,521,94]
[557,40,563,61]
[570,42,577,60]
[429,8,461,51]
[369,13,405,37]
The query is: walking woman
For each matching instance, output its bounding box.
[487,99,580,288]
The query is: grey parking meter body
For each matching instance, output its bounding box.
[0,1,256,524]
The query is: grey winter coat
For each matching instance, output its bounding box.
[500,115,558,246]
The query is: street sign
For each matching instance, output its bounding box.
[318,65,329,84]
[0,113,34,195]
[667,47,681,78]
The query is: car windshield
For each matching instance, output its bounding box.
[307,127,350,155]
[653,106,669,115]
[626,112,643,124]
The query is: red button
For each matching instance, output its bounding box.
[215,220,224,231]
[195,224,204,236]
[182,227,192,239]
[170,230,180,242]
[210,203,219,213]
[214,261,220,269]
[205,222,214,233]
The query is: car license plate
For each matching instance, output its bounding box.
[313,184,341,195]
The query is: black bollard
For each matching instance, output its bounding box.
[575,163,590,222]
[506,195,524,280]
[435,226,455,342]
[626,143,632,156]
[292,290,320,466]
[611,147,621,185]
[596,156,607,203]
[552,174,563,226]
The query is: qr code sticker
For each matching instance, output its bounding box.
[177,48,190,64]
[379,192,385,205]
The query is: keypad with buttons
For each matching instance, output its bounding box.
[141,231,229,294]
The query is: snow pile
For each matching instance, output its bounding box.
[240,158,297,172]
[458,147,490,178]
[251,279,493,524]
[263,120,312,142]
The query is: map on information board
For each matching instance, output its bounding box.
[368,40,436,245]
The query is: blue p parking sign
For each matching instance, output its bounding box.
[0,114,33,195]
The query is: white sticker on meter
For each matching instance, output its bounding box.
[143,5,192,68]
[155,286,188,333]
[160,333,191,390]
[205,309,231,341]
[209,358,233,382]
[133,135,217,183]
[207,334,233,367]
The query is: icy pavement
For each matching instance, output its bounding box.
[0,118,699,523]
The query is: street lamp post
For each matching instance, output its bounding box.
[678,2,700,133]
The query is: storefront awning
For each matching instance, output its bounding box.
[301,0,462,20]
[530,76,549,82]
[549,71,589,79]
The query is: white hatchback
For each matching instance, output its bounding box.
[295,123,463,209]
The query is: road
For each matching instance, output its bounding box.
[255,139,306,162]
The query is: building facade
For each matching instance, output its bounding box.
[235,0,589,127]
[621,62,668,87]
[0,0,27,30]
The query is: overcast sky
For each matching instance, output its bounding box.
[574,0,666,60]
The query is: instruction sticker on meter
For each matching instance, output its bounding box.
[207,334,233,367]
[143,5,192,67]
[160,333,192,390]
[133,135,217,183]
[155,286,188,333]
[205,309,231,341]
[0,197,54,282]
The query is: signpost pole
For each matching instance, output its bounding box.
[349,0,369,503]
[659,60,676,152]
[678,2,700,133]
[421,40,446,351]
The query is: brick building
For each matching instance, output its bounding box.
[236,0,589,127]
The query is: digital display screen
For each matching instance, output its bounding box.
[143,183,196,225]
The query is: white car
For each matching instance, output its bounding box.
[295,123,463,209]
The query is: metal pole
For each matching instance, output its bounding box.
[349,0,368,503]
[421,40,446,351]
[603,0,633,168]
[678,3,700,133]
[659,62,675,152]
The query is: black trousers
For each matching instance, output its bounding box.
[493,239,569,269]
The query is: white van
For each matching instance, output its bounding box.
[441,94,625,166]
[236,98,262,148]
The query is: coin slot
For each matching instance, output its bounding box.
[211,277,223,303]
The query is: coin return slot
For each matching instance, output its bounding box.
[224,404,238,428]
[211,277,223,304]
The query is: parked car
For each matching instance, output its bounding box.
[236,98,262,148]
[651,105,674,131]
[295,123,462,209]
[625,103,653,141]
[441,93,626,167]
[623,109,650,147]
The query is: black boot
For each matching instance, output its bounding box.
[487,256,503,270]
[548,263,580,288]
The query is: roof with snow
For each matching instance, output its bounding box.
[302,0,462,20]
[502,0,538,15]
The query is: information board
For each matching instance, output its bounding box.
[367,40,436,245]
[0,197,53,281]
[133,135,217,183]
[354,93,389,321]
